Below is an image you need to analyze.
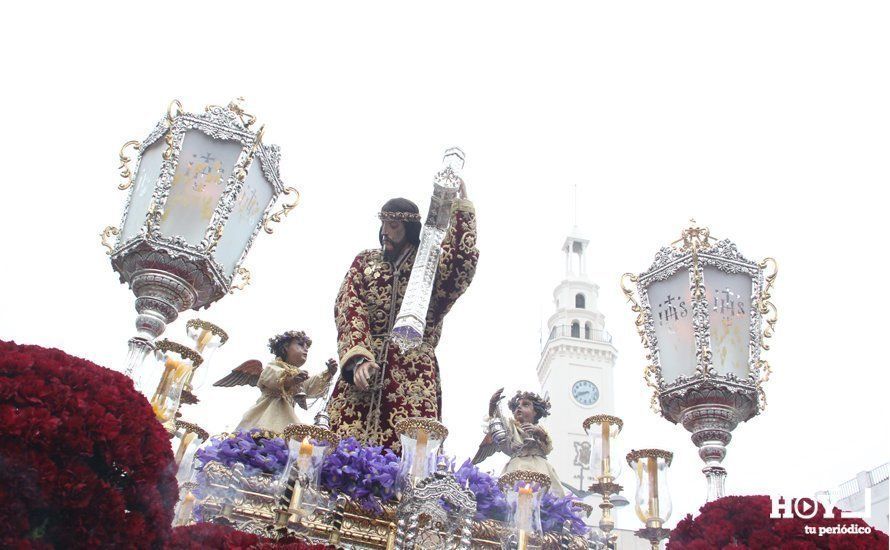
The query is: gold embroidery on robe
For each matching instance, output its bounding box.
[327,201,478,452]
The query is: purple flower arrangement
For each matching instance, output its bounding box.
[540,492,589,536]
[448,459,509,521]
[194,429,290,475]
[319,437,401,514]
[190,432,587,535]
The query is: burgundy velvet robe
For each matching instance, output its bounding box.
[326,199,478,452]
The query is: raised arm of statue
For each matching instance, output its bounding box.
[431,199,478,316]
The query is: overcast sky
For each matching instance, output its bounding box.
[1,1,888,530]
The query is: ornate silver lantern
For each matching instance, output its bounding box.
[101,98,299,380]
[621,221,777,501]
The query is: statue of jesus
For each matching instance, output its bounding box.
[326,188,478,452]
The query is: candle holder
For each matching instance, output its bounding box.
[174,490,198,527]
[395,418,448,489]
[172,420,209,484]
[276,424,339,528]
[626,449,673,550]
[184,318,228,393]
[143,339,202,432]
[584,414,624,547]
[497,470,550,550]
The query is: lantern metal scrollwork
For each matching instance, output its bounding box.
[621,220,777,501]
[104,98,298,381]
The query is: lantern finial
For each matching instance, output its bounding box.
[674,219,715,252]
[226,97,256,127]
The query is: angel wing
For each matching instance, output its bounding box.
[213,359,263,388]
[471,432,497,465]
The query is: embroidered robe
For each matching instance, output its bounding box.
[326,199,478,452]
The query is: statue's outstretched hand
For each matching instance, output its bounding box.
[325,358,338,376]
[488,387,505,417]
[283,370,310,394]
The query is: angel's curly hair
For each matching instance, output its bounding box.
[507,390,551,423]
[268,330,312,361]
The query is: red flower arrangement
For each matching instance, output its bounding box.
[0,340,178,548]
[668,495,888,549]
[169,523,331,549]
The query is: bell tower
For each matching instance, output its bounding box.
[537,228,618,499]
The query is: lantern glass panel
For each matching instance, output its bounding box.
[398,430,444,490]
[631,456,672,525]
[159,130,242,245]
[589,422,623,480]
[703,266,752,378]
[149,348,196,424]
[186,323,225,390]
[174,433,202,484]
[646,270,695,382]
[120,139,165,241]
[505,482,544,536]
[214,157,276,276]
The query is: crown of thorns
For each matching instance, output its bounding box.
[268,330,312,355]
[378,211,422,223]
[507,391,552,419]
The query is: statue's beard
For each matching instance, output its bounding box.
[382,239,405,261]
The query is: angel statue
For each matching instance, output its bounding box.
[472,388,565,496]
[213,330,337,433]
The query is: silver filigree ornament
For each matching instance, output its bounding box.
[393,461,476,550]
[622,222,777,503]
[106,99,295,385]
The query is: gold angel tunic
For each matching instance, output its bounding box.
[235,359,333,434]
[488,409,565,497]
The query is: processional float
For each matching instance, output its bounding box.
[103,120,598,548]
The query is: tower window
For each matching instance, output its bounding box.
[585,322,592,340]
[571,321,580,338]
[575,293,585,309]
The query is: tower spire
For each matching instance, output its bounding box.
[573,184,578,229]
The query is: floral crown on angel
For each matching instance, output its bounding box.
[507,391,552,419]
[268,330,312,356]
[378,211,422,222]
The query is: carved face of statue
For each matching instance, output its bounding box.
[285,339,309,367]
[381,220,407,261]
[512,398,537,425]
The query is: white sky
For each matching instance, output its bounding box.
[1,1,888,530]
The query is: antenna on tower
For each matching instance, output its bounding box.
[573,184,578,229]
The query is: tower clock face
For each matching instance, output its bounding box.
[572,379,599,406]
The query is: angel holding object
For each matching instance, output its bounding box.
[213,330,337,433]
[472,388,565,496]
